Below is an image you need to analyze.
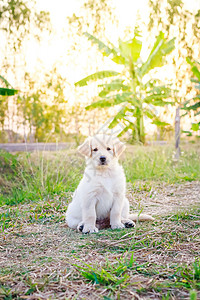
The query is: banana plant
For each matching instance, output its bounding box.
[75,31,175,143]
[0,75,18,96]
[182,58,200,136]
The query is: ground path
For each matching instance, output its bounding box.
[0,180,200,299]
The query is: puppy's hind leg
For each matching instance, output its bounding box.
[121,198,135,228]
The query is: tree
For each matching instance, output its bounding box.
[147,0,200,154]
[75,31,175,143]
[17,69,68,142]
[0,0,50,51]
[0,0,51,142]
[67,0,116,39]
[0,75,18,135]
[182,58,200,136]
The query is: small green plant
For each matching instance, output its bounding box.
[73,253,135,289]
[174,260,200,290]
[190,290,197,300]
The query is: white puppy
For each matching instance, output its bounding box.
[66,134,154,233]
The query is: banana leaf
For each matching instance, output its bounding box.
[98,80,130,97]
[186,57,200,81]
[75,70,119,87]
[139,32,175,76]
[83,32,118,57]
[191,123,199,131]
[108,106,128,129]
[85,92,132,110]
[144,93,171,103]
[152,119,170,126]
[0,87,18,96]
[119,37,142,63]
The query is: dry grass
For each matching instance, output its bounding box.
[0,181,200,299]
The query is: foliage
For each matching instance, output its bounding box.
[0,148,84,206]
[0,88,18,96]
[67,0,116,38]
[75,31,175,143]
[0,0,52,141]
[147,0,200,102]
[0,75,18,96]
[15,70,68,142]
[0,76,18,132]
[0,0,51,50]
[182,59,200,136]
[73,254,135,288]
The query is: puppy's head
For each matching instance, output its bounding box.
[78,134,125,168]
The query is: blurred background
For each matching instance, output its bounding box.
[0,0,199,145]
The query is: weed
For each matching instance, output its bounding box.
[174,260,200,289]
[73,253,135,289]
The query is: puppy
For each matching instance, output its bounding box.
[66,134,154,233]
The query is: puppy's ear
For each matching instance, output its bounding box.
[78,137,92,157]
[114,139,126,157]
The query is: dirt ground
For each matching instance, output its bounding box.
[127,180,200,216]
[0,181,200,299]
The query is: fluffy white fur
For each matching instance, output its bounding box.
[66,134,154,233]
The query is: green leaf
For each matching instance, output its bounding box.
[139,32,175,76]
[112,55,126,65]
[144,94,168,102]
[191,66,200,82]
[144,108,156,119]
[182,130,192,136]
[119,37,142,63]
[146,85,172,95]
[0,75,13,88]
[117,125,129,137]
[108,106,128,129]
[99,80,130,97]
[186,102,200,111]
[152,120,170,126]
[186,57,200,81]
[153,100,175,106]
[84,32,127,65]
[75,70,119,87]
[195,111,200,116]
[83,32,118,57]
[190,78,199,84]
[85,92,132,110]
[191,123,199,131]
[0,87,18,96]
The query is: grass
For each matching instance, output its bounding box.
[0,143,200,206]
[124,145,200,183]
[0,142,200,299]
[0,206,199,299]
[0,148,84,206]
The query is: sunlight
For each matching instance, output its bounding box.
[1,0,199,141]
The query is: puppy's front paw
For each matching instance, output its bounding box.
[82,224,99,234]
[111,222,125,230]
[77,222,84,232]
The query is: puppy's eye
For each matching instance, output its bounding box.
[107,147,111,151]
[93,148,98,152]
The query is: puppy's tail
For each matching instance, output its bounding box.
[129,213,154,221]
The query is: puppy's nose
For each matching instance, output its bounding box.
[100,156,106,163]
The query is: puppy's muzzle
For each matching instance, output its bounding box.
[99,156,107,165]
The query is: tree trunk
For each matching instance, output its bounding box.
[175,107,181,160]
